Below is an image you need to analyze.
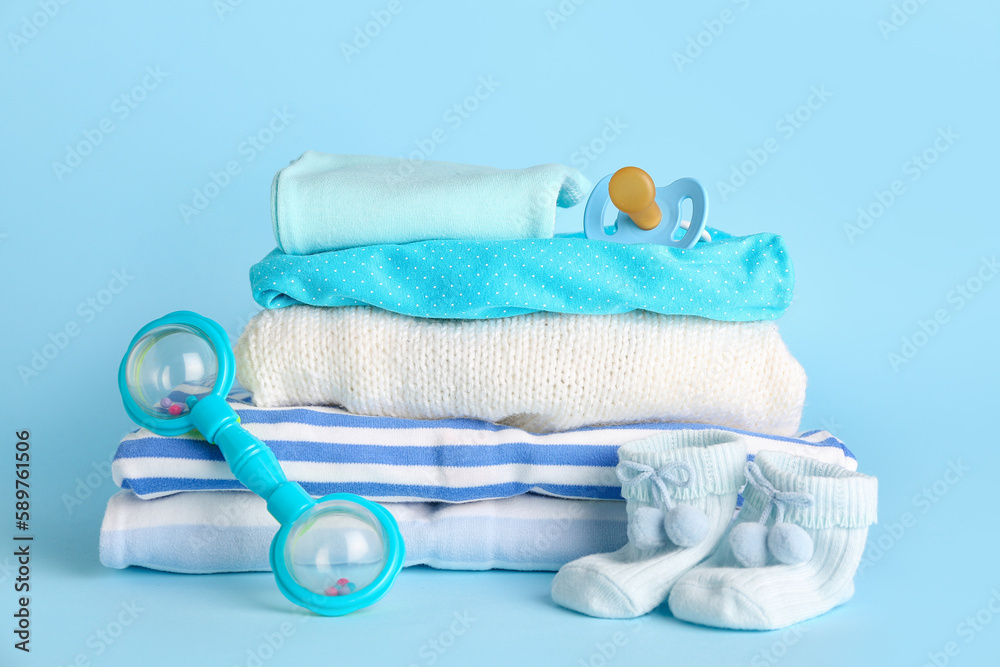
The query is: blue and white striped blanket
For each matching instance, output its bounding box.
[113,401,855,503]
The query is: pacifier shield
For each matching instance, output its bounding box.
[583,171,709,249]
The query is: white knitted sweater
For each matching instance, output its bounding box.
[235,306,806,436]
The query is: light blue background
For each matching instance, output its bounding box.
[2,0,998,665]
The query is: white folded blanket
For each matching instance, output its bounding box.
[100,491,628,573]
[235,306,807,435]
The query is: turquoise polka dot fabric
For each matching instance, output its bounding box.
[249,229,794,321]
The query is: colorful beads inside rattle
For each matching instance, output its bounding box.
[159,397,186,416]
[323,578,357,596]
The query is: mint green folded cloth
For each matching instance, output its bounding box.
[271,151,592,255]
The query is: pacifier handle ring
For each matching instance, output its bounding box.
[661,177,709,250]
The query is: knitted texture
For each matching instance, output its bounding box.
[550,430,747,618]
[668,450,878,630]
[234,305,807,435]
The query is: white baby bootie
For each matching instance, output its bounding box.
[551,429,746,618]
[668,450,878,630]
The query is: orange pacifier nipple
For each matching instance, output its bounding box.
[608,166,662,230]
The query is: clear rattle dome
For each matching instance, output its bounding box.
[124,324,218,419]
[283,500,390,597]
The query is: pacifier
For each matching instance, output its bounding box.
[118,311,404,615]
[583,166,710,249]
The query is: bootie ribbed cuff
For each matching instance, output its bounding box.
[617,430,748,503]
[742,451,878,530]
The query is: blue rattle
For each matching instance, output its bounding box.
[118,311,404,616]
[583,166,710,249]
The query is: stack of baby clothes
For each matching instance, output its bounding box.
[101,152,858,583]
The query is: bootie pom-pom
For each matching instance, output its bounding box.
[629,506,667,550]
[664,504,709,547]
[730,522,769,568]
[767,522,814,565]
